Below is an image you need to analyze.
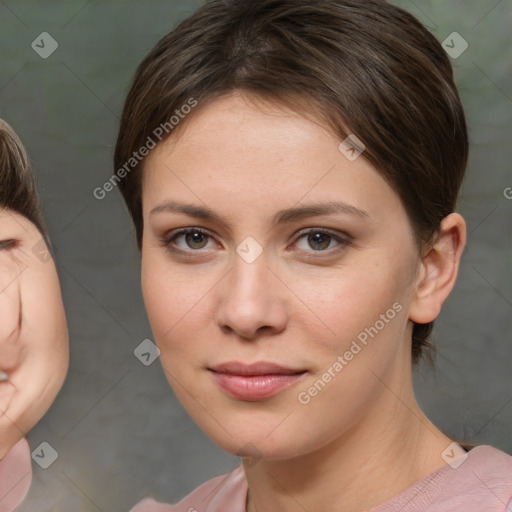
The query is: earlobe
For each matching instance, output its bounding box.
[409,213,467,324]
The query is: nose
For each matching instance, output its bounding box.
[215,249,288,341]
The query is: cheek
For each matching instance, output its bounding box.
[296,258,409,355]
[141,254,212,361]
[0,282,19,348]
[1,261,68,444]
[20,264,68,393]
[23,262,67,345]
[288,276,409,450]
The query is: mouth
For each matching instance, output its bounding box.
[208,361,308,400]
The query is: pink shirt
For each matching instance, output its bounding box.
[131,445,512,512]
[0,438,32,512]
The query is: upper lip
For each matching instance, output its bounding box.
[209,361,306,376]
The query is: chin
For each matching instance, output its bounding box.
[198,417,305,462]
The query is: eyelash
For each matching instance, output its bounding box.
[160,227,351,257]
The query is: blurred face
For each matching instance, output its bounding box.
[0,209,68,458]
[141,93,422,459]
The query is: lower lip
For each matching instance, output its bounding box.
[209,371,306,400]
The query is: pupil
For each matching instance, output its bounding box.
[309,233,330,250]
[187,232,206,248]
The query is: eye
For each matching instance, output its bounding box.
[160,227,351,256]
[161,228,217,253]
[0,239,16,251]
[292,229,350,254]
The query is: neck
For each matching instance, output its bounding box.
[244,362,452,512]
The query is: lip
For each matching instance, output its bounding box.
[208,361,307,400]
[209,361,306,376]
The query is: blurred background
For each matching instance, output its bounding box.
[0,0,510,510]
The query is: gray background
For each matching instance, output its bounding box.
[0,0,510,510]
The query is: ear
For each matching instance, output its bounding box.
[409,213,466,324]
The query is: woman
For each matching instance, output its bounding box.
[114,0,512,510]
[0,119,69,511]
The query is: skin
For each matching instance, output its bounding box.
[140,92,466,512]
[0,209,69,459]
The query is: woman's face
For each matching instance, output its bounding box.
[0,209,68,458]
[141,92,423,459]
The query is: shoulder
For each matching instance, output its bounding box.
[375,445,512,512]
[445,445,512,501]
[130,464,247,512]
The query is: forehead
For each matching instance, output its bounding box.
[148,93,335,166]
[0,209,31,230]
[140,93,406,228]
[144,93,350,189]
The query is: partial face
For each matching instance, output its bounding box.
[141,93,422,459]
[0,209,68,458]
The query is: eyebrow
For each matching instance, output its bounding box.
[150,200,368,229]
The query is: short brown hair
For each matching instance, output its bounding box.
[114,0,469,364]
[0,119,49,246]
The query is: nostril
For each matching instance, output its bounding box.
[0,370,8,382]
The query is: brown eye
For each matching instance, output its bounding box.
[305,232,332,251]
[293,229,349,253]
[162,228,215,253]
[182,230,210,250]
